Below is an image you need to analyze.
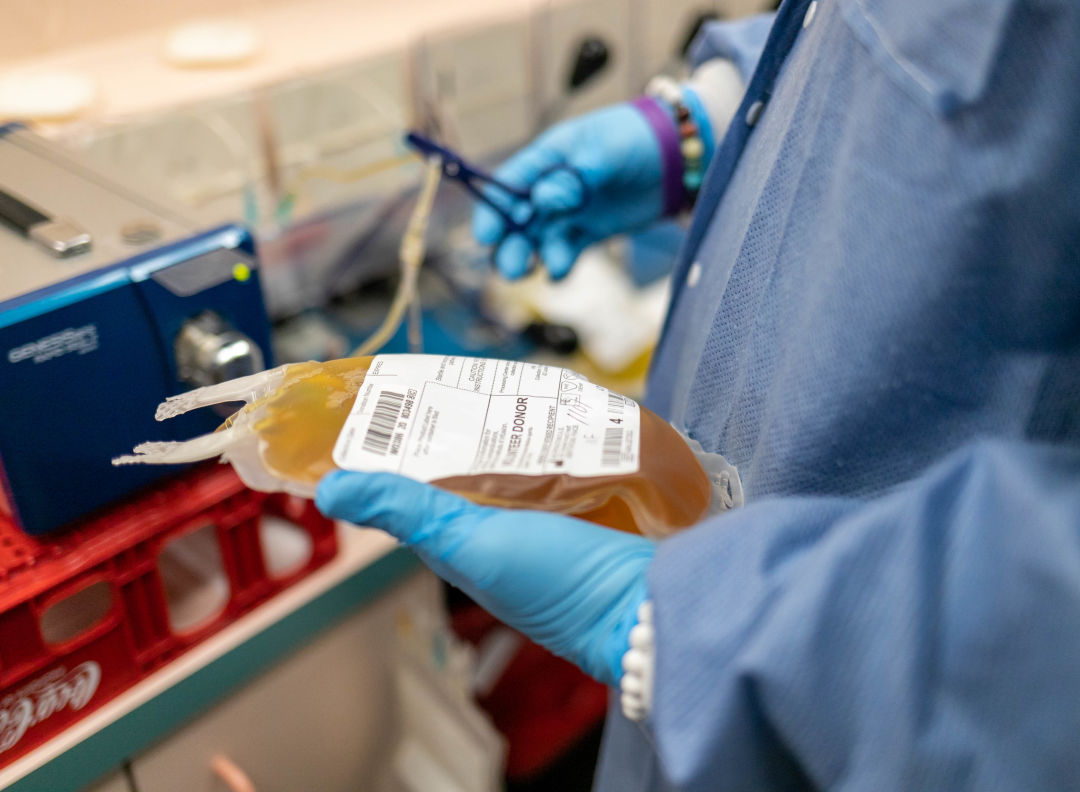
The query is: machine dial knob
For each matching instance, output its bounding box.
[175,311,265,388]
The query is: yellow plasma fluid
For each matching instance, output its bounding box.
[120,357,714,537]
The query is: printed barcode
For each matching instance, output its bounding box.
[607,393,625,414]
[362,390,405,456]
[601,427,624,467]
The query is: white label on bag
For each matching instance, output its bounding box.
[332,355,640,480]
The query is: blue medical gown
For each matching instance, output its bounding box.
[594,1,1080,790]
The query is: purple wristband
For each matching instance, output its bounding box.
[630,96,683,217]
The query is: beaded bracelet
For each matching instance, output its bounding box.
[620,600,655,722]
[646,77,706,209]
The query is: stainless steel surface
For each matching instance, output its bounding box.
[175,310,265,387]
[28,218,93,257]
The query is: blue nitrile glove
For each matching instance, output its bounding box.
[473,103,665,280]
[316,471,654,686]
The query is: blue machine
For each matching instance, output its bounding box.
[0,126,272,535]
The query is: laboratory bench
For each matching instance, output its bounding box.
[0,527,425,792]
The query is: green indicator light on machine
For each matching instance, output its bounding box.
[232,262,252,282]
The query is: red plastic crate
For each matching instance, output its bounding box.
[0,465,337,767]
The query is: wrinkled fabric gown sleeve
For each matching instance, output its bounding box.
[597,10,1080,792]
[650,439,1080,791]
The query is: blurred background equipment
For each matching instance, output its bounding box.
[0,0,765,323]
[0,127,272,535]
[0,465,338,768]
[0,467,504,792]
